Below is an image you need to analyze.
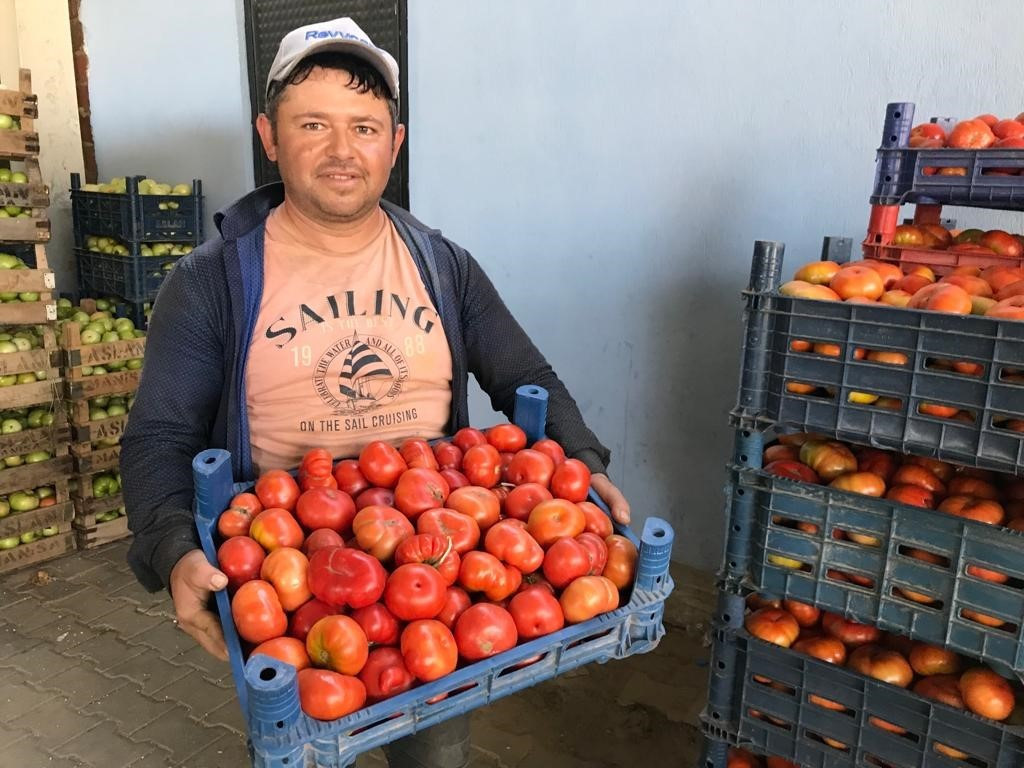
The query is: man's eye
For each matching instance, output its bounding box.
[355,125,375,135]
[302,122,325,130]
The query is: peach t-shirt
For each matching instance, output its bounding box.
[246,204,453,473]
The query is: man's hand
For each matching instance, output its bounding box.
[170,549,229,661]
[590,473,631,525]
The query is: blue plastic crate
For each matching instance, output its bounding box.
[720,429,1024,679]
[871,102,1024,210]
[733,240,1024,475]
[192,385,675,768]
[702,592,1024,768]
[76,247,180,303]
[70,172,203,246]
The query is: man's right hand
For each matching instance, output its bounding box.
[170,548,229,661]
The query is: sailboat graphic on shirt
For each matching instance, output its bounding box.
[338,331,396,407]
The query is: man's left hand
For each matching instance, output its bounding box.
[590,473,630,525]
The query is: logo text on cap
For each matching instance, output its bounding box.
[305,29,368,43]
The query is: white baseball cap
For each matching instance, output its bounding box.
[266,17,399,100]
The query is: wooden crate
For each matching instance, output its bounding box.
[0,526,74,575]
[0,325,64,430]
[69,409,127,440]
[0,215,50,243]
[0,244,57,324]
[0,69,40,161]
[0,476,72,539]
[74,513,128,550]
[0,157,48,209]
[70,441,119,475]
[0,446,72,497]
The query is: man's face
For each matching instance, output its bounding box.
[257,67,404,225]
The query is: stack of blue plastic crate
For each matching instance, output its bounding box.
[701,104,1024,768]
[70,172,203,328]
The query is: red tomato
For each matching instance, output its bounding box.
[288,598,336,642]
[349,602,401,647]
[486,423,528,453]
[400,438,439,470]
[352,505,416,561]
[359,441,408,489]
[504,449,556,487]
[299,448,334,479]
[550,459,591,503]
[764,460,820,485]
[307,546,387,609]
[491,485,510,514]
[255,470,301,511]
[518,571,556,596]
[333,459,370,497]
[232,580,288,643]
[452,427,487,453]
[359,646,415,702]
[298,470,337,492]
[393,468,450,519]
[432,440,464,470]
[527,499,586,547]
[484,518,544,573]
[542,537,592,588]
[251,636,310,671]
[576,532,609,576]
[218,506,254,538]
[446,486,501,531]
[439,468,470,490]
[560,575,620,623]
[459,550,521,601]
[218,536,266,591]
[394,533,461,586]
[508,586,565,639]
[230,492,263,516]
[295,487,356,533]
[578,501,614,538]
[401,619,459,681]
[462,444,502,488]
[384,563,448,621]
[498,451,516,482]
[260,547,312,611]
[306,615,369,675]
[603,535,638,589]
[355,486,395,510]
[436,586,472,629]
[302,528,346,558]
[297,668,366,721]
[454,603,518,660]
[249,508,305,552]
[417,508,481,554]
[531,438,566,466]
[504,483,553,522]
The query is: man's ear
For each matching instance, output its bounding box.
[256,113,277,162]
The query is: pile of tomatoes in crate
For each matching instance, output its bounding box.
[781,256,1024,320]
[909,112,1024,152]
[741,597,1018,761]
[215,426,637,721]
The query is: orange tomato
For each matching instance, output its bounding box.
[559,575,620,623]
[527,499,586,547]
[745,607,800,648]
[829,266,885,301]
[907,283,973,314]
[960,667,1014,720]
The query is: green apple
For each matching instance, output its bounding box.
[105,403,127,417]
[0,340,17,354]
[101,331,120,343]
[17,292,38,302]
[89,407,108,421]
[11,337,30,351]
[18,531,39,545]
[1,419,21,434]
[15,372,35,384]
[80,365,93,376]
[0,254,17,271]
[0,499,9,518]
[0,168,10,182]
[26,408,45,428]
[70,311,90,325]
[0,536,19,549]
[0,115,12,130]
[171,183,192,195]
[80,328,102,345]
[10,171,26,184]
[125,358,143,371]
[0,374,17,387]
[91,365,107,375]
[4,204,21,216]
[24,450,50,463]
[33,371,45,381]
[40,526,58,537]
[113,318,135,333]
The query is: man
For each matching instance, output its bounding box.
[121,16,629,768]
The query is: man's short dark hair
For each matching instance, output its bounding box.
[266,52,399,135]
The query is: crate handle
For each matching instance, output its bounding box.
[512,384,547,443]
[244,656,303,732]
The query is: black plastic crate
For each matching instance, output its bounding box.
[70,172,203,246]
[76,248,179,303]
[871,102,1024,210]
[733,240,1024,476]
[702,592,1024,768]
[721,429,1024,677]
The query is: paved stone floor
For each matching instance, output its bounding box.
[0,541,706,767]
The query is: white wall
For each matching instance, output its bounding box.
[80,0,254,240]
[83,0,1024,569]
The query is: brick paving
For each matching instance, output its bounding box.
[0,541,704,767]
